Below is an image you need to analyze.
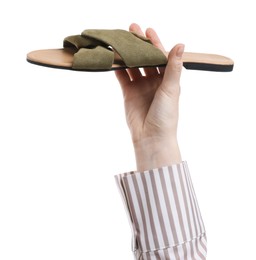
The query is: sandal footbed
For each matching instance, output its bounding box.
[26,48,234,72]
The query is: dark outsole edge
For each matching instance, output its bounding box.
[27,59,234,72]
[183,62,234,72]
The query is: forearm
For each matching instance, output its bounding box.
[133,136,182,171]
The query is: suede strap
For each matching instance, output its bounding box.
[82,29,167,68]
[63,30,168,70]
[64,35,108,49]
[73,46,114,70]
[64,35,113,70]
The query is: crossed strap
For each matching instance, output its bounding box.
[63,29,167,70]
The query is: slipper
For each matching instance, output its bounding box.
[26,29,234,72]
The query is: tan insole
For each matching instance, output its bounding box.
[27,48,234,70]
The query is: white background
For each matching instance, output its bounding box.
[0,0,255,259]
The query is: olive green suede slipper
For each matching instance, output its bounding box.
[26,29,234,72]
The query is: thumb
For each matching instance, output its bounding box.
[161,44,185,94]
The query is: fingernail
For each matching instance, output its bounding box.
[176,44,185,58]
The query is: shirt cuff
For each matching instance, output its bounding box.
[114,161,207,260]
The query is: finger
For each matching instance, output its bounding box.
[115,69,131,86]
[158,66,166,75]
[127,68,143,81]
[161,44,185,94]
[115,69,134,99]
[129,24,160,77]
[145,28,166,53]
[143,67,160,77]
[129,23,145,36]
[144,28,167,76]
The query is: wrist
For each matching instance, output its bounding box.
[133,136,182,172]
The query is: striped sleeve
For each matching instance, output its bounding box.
[114,161,207,260]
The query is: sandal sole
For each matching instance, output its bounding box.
[26,48,234,72]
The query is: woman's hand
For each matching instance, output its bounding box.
[115,23,184,171]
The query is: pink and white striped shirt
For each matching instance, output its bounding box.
[115,161,207,260]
